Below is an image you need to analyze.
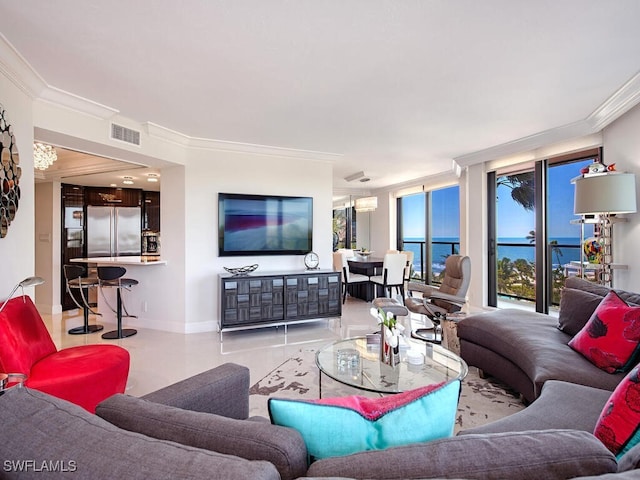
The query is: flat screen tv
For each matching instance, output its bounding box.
[218,193,313,256]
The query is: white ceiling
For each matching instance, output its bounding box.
[2,1,640,193]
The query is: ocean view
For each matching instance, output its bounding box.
[403,237,583,274]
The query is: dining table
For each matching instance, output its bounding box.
[347,256,385,301]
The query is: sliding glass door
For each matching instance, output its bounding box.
[488,150,599,312]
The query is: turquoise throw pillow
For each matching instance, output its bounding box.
[268,380,461,460]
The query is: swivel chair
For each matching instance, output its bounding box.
[63,264,103,334]
[0,294,129,412]
[98,266,139,339]
[406,254,470,343]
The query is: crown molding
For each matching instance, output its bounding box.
[454,71,640,169]
[0,33,118,120]
[0,33,47,98]
[144,122,343,162]
[454,120,593,168]
[37,87,119,120]
[587,70,640,131]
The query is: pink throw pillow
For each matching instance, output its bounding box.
[568,291,640,373]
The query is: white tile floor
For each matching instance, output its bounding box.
[41,296,421,397]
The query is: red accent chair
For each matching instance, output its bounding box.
[0,295,130,413]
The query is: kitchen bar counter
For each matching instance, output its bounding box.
[70,256,167,266]
[69,256,167,333]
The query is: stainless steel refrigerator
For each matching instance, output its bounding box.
[87,206,142,257]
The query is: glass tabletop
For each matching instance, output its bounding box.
[315,336,468,394]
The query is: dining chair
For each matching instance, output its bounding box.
[333,251,370,303]
[369,253,408,298]
[336,248,355,259]
[401,250,414,283]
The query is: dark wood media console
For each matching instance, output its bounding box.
[218,269,341,339]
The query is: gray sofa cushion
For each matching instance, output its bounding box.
[97,393,307,480]
[565,276,640,306]
[460,380,612,435]
[141,363,250,419]
[558,287,606,336]
[0,387,279,480]
[457,308,625,395]
[306,429,617,479]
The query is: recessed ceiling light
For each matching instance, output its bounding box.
[123,176,134,185]
[147,173,159,182]
[110,183,117,187]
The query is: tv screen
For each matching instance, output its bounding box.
[218,193,313,256]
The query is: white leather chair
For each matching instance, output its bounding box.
[370,253,408,298]
[401,250,414,283]
[336,248,355,259]
[333,251,369,303]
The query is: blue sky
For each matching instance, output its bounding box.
[498,160,591,239]
[402,187,460,238]
[402,159,593,241]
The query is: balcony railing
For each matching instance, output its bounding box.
[402,239,459,284]
[404,239,581,306]
[496,241,581,305]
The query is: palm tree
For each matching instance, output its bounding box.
[497,257,515,294]
[498,172,535,211]
[513,258,535,298]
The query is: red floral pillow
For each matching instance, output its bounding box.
[594,365,640,458]
[568,291,640,373]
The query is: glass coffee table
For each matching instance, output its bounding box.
[315,336,468,397]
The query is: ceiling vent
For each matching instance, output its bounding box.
[111,123,141,146]
[344,171,370,182]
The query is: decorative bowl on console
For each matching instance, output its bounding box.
[355,250,373,259]
[223,264,259,276]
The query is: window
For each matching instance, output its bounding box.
[398,186,460,284]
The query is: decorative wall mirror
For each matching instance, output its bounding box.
[0,104,21,238]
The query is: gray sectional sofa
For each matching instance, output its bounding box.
[1,361,639,479]
[457,276,640,403]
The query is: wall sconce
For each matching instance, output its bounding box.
[354,196,378,212]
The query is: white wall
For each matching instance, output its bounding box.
[34,181,61,313]
[0,72,36,302]
[603,102,640,292]
[184,150,333,333]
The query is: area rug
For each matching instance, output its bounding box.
[249,347,525,432]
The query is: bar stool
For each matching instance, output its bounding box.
[63,265,103,335]
[97,266,138,339]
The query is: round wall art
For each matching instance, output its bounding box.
[0,104,21,238]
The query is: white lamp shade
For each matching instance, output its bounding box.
[573,173,637,215]
[354,196,378,212]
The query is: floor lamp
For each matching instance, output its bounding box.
[0,276,45,313]
[573,172,637,286]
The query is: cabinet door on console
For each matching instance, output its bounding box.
[321,273,342,316]
[221,277,284,326]
[285,273,342,319]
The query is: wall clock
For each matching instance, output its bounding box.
[304,251,319,270]
[0,104,21,239]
